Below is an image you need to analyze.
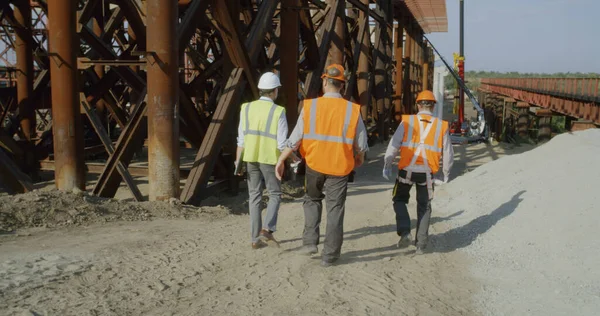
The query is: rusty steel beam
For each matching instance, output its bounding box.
[299,0,319,70]
[80,93,144,201]
[181,0,281,204]
[356,0,370,120]
[94,89,148,198]
[120,0,147,51]
[281,0,300,128]
[177,0,210,53]
[304,0,343,98]
[0,148,33,194]
[180,68,245,205]
[48,0,85,191]
[146,0,180,201]
[40,160,191,178]
[326,0,345,66]
[346,0,386,26]
[79,26,146,92]
[84,69,128,128]
[422,44,429,90]
[481,78,600,124]
[344,8,368,103]
[14,0,35,140]
[92,7,108,128]
[394,16,404,121]
[212,0,258,98]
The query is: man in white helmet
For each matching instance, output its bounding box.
[236,72,288,249]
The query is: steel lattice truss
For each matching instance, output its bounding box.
[0,0,436,203]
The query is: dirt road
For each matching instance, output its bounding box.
[0,141,529,316]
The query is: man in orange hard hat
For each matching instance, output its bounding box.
[383,90,454,254]
[275,64,369,267]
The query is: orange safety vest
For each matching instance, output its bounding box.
[398,114,448,174]
[300,97,361,176]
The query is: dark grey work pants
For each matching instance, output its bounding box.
[247,162,282,243]
[303,166,349,261]
[392,169,433,248]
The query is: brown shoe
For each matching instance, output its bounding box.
[252,240,266,249]
[259,229,280,247]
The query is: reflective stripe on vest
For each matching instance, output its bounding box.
[241,100,283,165]
[400,115,443,153]
[304,98,354,145]
[398,115,442,200]
[244,101,278,140]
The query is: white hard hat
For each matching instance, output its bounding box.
[257,72,282,90]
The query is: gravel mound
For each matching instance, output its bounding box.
[432,129,600,315]
[0,190,230,232]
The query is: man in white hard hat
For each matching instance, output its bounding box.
[236,72,288,249]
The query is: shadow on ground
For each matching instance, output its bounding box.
[429,190,525,253]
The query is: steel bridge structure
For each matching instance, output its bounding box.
[0,0,447,202]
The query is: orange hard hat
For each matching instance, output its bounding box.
[416,90,436,103]
[321,64,346,82]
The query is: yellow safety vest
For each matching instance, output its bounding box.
[240,99,285,165]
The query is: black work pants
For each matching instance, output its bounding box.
[303,166,349,262]
[392,169,433,248]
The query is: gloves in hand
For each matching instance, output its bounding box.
[382,164,393,180]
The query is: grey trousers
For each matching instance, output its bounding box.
[303,166,349,262]
[247,162,282,243]
[392,169,433,248]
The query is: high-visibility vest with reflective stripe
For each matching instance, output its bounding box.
[300,97,361,176]
[398,114,448,174]
[240,100,285,165]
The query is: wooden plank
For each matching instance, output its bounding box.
[80,93,144,201]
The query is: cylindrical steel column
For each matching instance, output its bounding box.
[14,0,35,140]
[48,0,86,191]
[147,0,180,201]
[326,0,345,66]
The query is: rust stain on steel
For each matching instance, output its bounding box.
[14,0,35,140]
[146,0,180,201]
[326,0,345,66]
[92,9,107,126]
[48,0,86,191]
[357,0,370,120]
[481,78,600,124]
[394,17,404,121]
[280,0,300,129]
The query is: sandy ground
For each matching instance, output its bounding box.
[432,129,600,315]
[0,132,538,315]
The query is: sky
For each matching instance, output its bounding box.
[426,0,600,74]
